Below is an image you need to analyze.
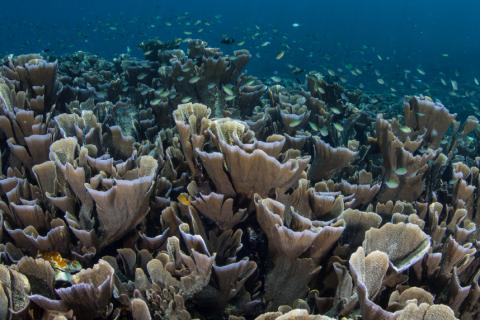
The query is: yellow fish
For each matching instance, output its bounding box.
[177,193,191,206]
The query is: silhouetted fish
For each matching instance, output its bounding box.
[220,36,235,45]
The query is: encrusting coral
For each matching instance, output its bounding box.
[0,38,478,320]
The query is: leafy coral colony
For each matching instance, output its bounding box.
[0,39,479,320]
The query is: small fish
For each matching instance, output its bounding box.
[181,96,192,103]
[316,86,326,95]
[225,95,236,101]
[40,251,81,273]
[41,251,69,269]
[220,36,235,45]
[333,122,344,132]
[330,107,341,115]
[207,83,216,89]
[177,193,191,206]
[417,68,426,76]
[189,76,201,84]
[327,69,336,76]
[308,121,319,131]
[237,41,246,46]
[319,127,329,136]
[222,85,234,96]
[276,51,285,60]
[260,41,271,47]
[385,178,399,189]
[291,67,304,75]
[377,78,385,85]
[400,126,412,134]
[289,119,303,128]
[451,80,458,91]
[440,78,447,86]
[271,76,282,83]
[292,23,301,28]
[474,77,479,86]
[395,167,408,176]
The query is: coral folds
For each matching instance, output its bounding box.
[0,41,478,320]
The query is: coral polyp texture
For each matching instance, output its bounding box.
[0,39,479,320]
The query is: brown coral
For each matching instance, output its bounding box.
[0,41,478,320]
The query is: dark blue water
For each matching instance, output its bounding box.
[2,0,479,108]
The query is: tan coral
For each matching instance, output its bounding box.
[103,125,135,159]
[388,287,434,311]
[191,192,247,230]
[349,247,389,300]
[363,222,430,272]
[0,78,13,110]
[30,259,115,320]
[337,179,381,209]
[396,302,456,320]
[84,157,157,248]
[16,257,56,298]
[131,298,151,320]
[255,195,344,308]
[461,115,479,136]
[49,137,78,165]
[1,56,58,113]
[0,263,31,319]
[209,117,249,145]
[136,236,215,304]
[340,208,382,248]
[308,137,357,182]
[173,102,211,177]
[376,115,437,202]
[148,237,214,297]
[0,108,52,171]
[403,96,456,148]
[198,138,309,198]
[255,308,337,320]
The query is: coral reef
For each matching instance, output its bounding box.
[0,39,479,320]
